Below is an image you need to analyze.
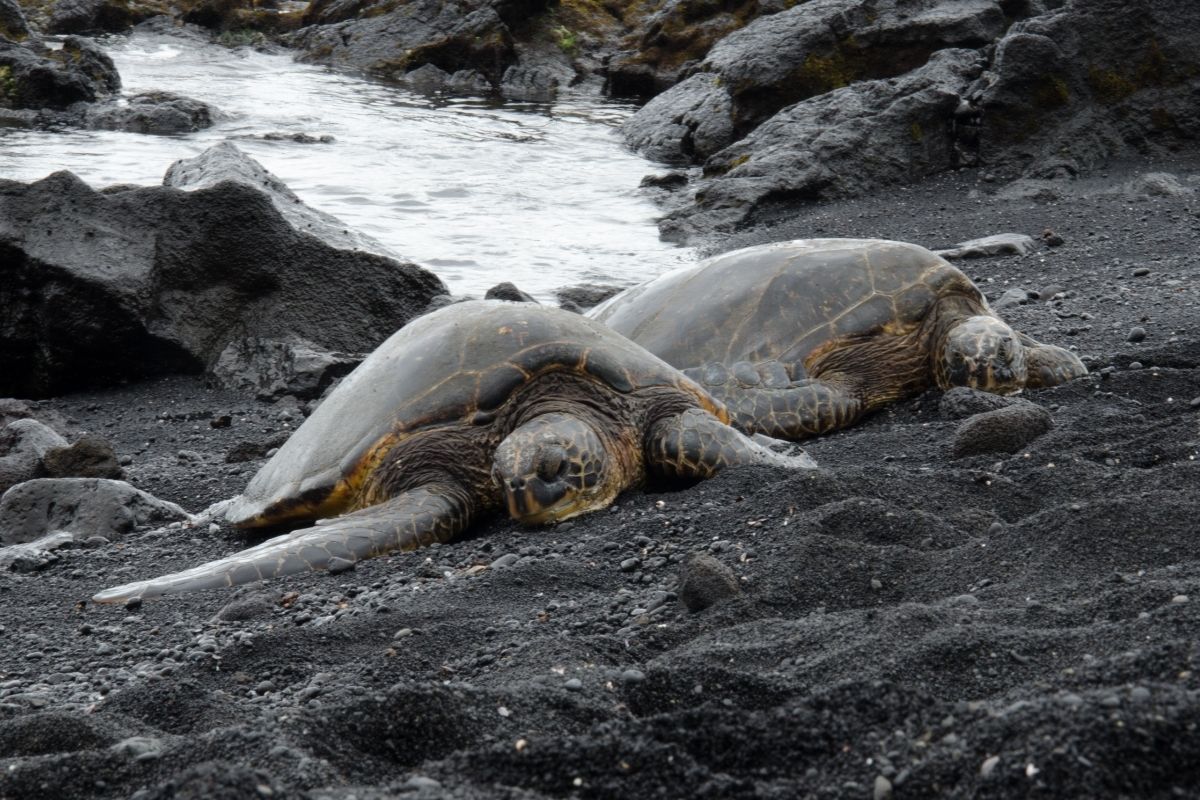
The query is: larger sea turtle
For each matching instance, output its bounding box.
[589,239,1086,440]
[93,301,812,603]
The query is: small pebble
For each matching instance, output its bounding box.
[980,755,1000,777]
[564,678,582,692]
[621,669,646,684]
[1132,267,1150,277]
[1189,397,1200,409]
[619,557,640,573]
[327,557,355,575]
[1128,361,1144,370]
[1171,594,1189,604]
[1127,327,1146,343]
[1130,686,1151,703]
[873,775,893,800]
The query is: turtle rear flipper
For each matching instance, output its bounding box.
[91,486,474,604]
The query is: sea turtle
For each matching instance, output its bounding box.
[589,239,1087,440]
[92,301,812,603]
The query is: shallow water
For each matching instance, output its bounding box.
[0,30,690,299]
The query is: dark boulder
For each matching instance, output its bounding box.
[0,146,446,397]
[658,49,983,242]
[163,141,397,259]
[623,0,1009,165]
[0,0,31,40]
[484,282,537,303]
[608,0,788,98]
[554,283,625,312]
[291,0,523,90]
[0,35,119,110]
[975,0,1200,178]
[37,0,171,34]
[84,91,218,135]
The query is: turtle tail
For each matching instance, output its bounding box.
[91,486,474,604]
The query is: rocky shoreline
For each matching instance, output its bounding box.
[3,0,1200,797]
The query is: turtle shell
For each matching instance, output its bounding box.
[590,239,983,373]
[226,300,721,528]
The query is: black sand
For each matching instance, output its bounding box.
[2,160,1199,799]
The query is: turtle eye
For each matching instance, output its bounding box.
[536,447,567,482]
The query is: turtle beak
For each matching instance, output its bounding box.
[497,471,570,524]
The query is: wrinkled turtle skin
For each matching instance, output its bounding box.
[93,301,814,603]
[590,239,1086,439]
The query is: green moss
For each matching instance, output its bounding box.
[0,65,15,101]
[909,121,923,141]
[730,153,750,169]
[1149,106,1174,131]
[1032,75,1070,109]
[217,28,265,47]
[795,52,853,94]
[552,25,577,54]
[1087,66,1135,104]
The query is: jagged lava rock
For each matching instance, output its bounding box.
[0,146,445,397]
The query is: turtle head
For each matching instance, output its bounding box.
[492,412,622,526]
[937,315,1027,394]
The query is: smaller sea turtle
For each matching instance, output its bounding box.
[590,239,1086,440]
[92,301,812,603]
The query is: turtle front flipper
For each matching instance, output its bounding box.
[646,408,817,482]
[91,486,475,604]
[684,360,863,440]
[1018,334,1088,388]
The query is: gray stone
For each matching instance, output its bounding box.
[1124,173,1193,198]
[992,287,1031,309]
[555,283,626,312]
[484,282,538,303]
[42,436,123,480]
[678,552,741,612]
[209,337,363,401]
[936,233,1038,260]
[0,530,75,570]
[951,403,1053,458]
[623,73,736,164]
[939,387,1027,420]
[0,478,188,545]
[0,420,67,494]
[0,399,71,434]
[995,179,1066,203]
[0,146,445,397]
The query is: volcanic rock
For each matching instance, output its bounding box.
[0,478,188,545]
[42,436,123,480]
[0,420,67,494]
[0,147,445,397]
[0,35,119,110]
[951,402,1053,458]
[84,91,218,134]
